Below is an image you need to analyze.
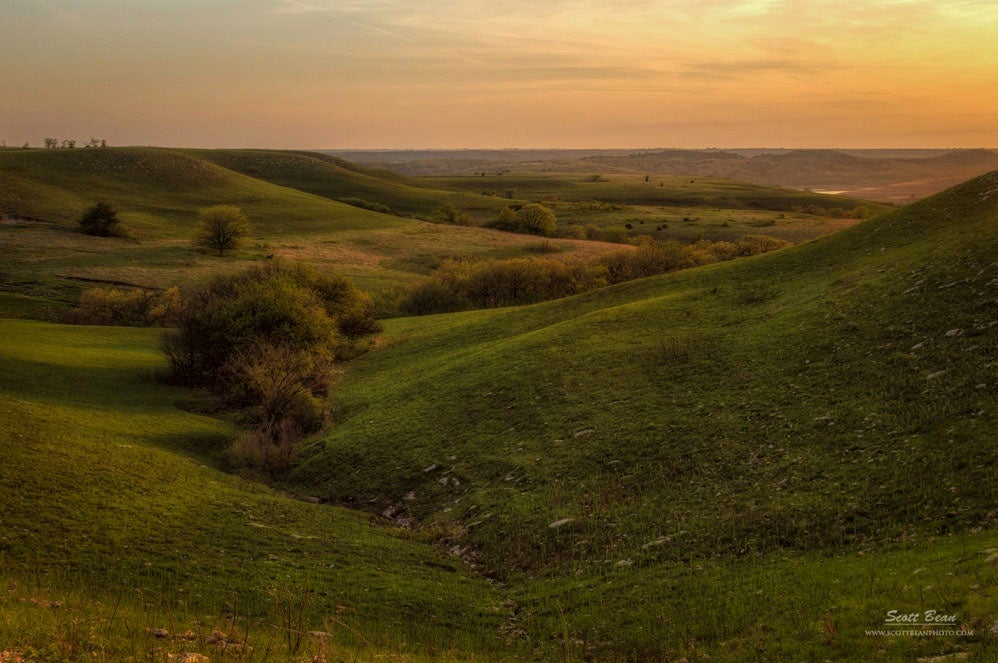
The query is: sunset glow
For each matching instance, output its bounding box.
[4,0,998,148]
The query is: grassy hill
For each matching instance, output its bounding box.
[283,172,998,658]
[0,319,507,660]
[1,155,995,659]
[186,149,511,222]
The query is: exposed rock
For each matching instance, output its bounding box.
[549,518,574,529]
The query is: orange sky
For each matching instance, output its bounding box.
[2,0,997,148]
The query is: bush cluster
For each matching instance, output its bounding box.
[488,204,557,236]
[67,287,182,326]
[401,257,606,313]
[160,260,380,468]
[401,235,791,315]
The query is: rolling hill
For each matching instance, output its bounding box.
[1,154,994,659]
[283,171,998,658]
[185,149,511,221]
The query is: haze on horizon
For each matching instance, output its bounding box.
[3,0,997,150]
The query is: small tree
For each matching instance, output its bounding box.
[193,204,251,255]
[44,138,59,149]
[78,200,126,237]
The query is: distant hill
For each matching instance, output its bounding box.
[326,147,998,200]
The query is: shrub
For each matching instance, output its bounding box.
[78,201,126,237]
[734,234,792,256]
[162,260,378,389]
[400,233,792,315]
[161,260,380,443]
[489,204,556,237]
[193,204,251,255]
[224,342,331,432]
[401,257,606,314]
[227,418,300,475]
[68,286,182,326]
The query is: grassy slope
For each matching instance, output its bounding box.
[186,149,511,221]
[0,319,507,660]
[0,147,399,237]
[286,173,998,658]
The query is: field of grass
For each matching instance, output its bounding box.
[283,172,998,658]
[0,319,507,661]
[1,149,994,660]
[186,149,512,222]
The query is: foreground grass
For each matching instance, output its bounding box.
[0,319,506,660]
[286,173,998,657]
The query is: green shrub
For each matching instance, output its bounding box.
[193,204,251,255]
[400,234,792,315]
[734,234,792,256]
[162,260,378,389]
[78,200,126,237]
[161,260,380,442]
[401,257,606,314]
[489,204,557,237]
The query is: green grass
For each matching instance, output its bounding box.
[283,172,998,658]
[186,149,512,222]
[0,319,506,660]
[1,152,994,659]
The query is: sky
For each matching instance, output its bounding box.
[2,0,997,149]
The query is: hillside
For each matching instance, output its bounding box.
[284,172,998,658]
[186,149,510,221]
[0,319,506,660]
[2,153,995,659]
